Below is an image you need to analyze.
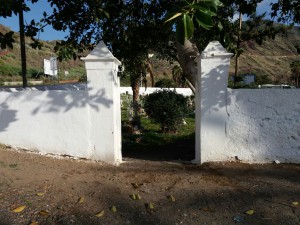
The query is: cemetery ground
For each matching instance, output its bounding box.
[0,104,299,225]
[0,145,299,225]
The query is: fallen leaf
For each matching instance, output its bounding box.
[168,195,176,202]
[95,210,105,218]
[200,207,215,213]
[244,209,255,215]
[131,183,140,189]
[36,193,44,196]
[39,210,49,216]
[292,201,298,206]
[12,205,26,213]
[147,202,154,209]
[136,193,142,200]
[110,206,117,213]
[130,194,137,200]
[29,221,39,225]
[78,196,85,204]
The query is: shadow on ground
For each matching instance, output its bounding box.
[122,132,195,162]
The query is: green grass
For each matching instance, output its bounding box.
[121,96,195,161]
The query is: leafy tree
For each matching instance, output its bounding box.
[42,0,177,129]
[271,0,300,24]
[0,0,42,88]
[144,90,190,133]
[166,0,292,88]
[164,0,222,91]
[290,60,300,87]
[172,65,186,88]
[155,78,176,88]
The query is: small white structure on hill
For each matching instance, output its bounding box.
[44,57,58,76]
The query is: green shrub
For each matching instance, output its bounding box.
[155,78,176,88]
[78,74,87,83]
[144,90,190,133]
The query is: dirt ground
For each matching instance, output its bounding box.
[0,145,299,225]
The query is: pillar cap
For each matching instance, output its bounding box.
[81,41,121,65]
[200,41,233,59]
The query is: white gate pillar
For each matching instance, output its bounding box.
[81,41,122,164]
[194,41,233,164]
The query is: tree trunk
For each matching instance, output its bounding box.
[131,76,141,129]
[176,40,199,91]
[19,0,27,88]
[146,59,155,87]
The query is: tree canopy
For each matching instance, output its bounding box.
[0,0,299,89]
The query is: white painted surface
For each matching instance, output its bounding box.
[225,89,300,163]
[0,41,122,164]
[196,41,300,164]
[195,41,233,164]
[0,89,91,157]
[81,41,122,163]
[44,58,58,76]
[120,87,193,96]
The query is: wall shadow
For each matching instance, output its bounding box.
[0,102,17,132]
[0,82,113,133]
[122,132,195,162]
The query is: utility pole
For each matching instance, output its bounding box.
[234,10,242,88]
[18,0,27,88]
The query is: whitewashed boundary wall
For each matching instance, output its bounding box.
[225,89,300,163]
[0,41,122,164]
[195,41,300,164]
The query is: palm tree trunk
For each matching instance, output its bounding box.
[146,59,155,87]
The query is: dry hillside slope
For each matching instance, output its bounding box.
[231,26,300,84]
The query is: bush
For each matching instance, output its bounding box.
[155,78,176,88]
[144,90,190,133]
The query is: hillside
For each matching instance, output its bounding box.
[0,24,85,83]
[0,24,299,86]
[233,26,300,85]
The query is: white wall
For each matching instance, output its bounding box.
[225,89,300,163]
[0,88,91,158]
[196,41,300,164]
[0,41,122,164]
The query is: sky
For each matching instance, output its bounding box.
[0,0,68,41]
[0,0,279,41]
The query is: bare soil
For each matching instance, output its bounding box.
[0,145,299,225]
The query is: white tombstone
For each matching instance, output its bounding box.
[194,41,233,164]
[81,41,122,164]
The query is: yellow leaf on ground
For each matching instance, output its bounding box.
[95,210,105,218]
[147,202,154,209]
[130,194,137,200]
[292,201,298,206]
[39,210,49,216]
[245,209,255,215]
[111,206,117,213]
[131,183,139,189]
[78,196,85,204]
[136,193,142,200]
[36,193,44,196]
[29,221,39,225]
[12,205,26,213]
[168,195,176,202]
